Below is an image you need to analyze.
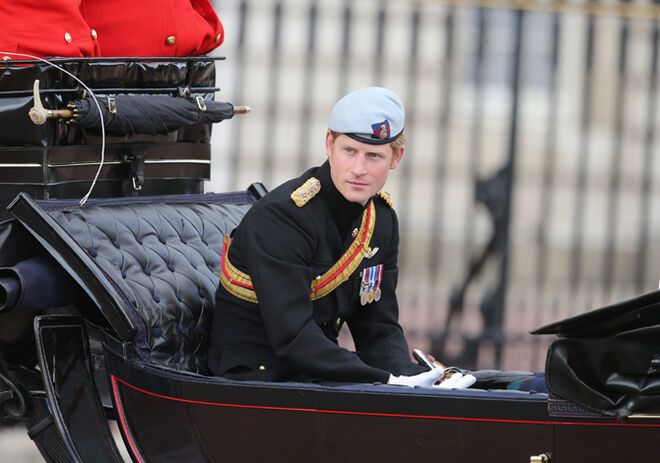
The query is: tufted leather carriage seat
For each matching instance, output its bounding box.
[11,189,264,375]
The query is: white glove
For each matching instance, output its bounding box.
[433,372,477,389]
[387,368,446,388]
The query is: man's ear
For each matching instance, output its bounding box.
[389,146,405,169]
[325,130,334,159]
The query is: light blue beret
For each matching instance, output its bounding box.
[327,87,405,145]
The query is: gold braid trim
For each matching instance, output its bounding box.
[310,201,376,300]
[220,201,376,303]
[220,235,258,303]
[377,190,394,208]
[290,177,321,207]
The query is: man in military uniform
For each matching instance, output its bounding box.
[209,87,444,387]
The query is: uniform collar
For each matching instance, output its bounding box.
[317,161,366,220]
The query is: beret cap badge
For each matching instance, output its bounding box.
[372,120,390,140]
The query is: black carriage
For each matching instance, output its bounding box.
[0,57,659,463]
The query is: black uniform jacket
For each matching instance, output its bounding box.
[208,161,425,383]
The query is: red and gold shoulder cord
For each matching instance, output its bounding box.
[220,200,376,303]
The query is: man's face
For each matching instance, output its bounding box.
[325,132,404,205]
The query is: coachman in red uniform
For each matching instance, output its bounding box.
[0,0,224,60]
[81,0,224,57]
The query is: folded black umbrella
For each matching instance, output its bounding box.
[67,95,236,135]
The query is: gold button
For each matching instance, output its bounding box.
[214,32,223,44]
[351,228,358,238]
[258,364,266,371]
[2,56,10,61]
[165,35,176,46]
[91,29,98,40]
[64,32,72,43]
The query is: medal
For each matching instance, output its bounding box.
[358,264,384,305]
[374,264,383,301]
[360,291,369,306]
[359,267,371,306]
[368,266,376,302]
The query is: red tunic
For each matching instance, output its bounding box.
[80,0,224,57]
[0,0,223,60]
[0,0,100,59]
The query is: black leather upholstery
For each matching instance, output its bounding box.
[47,195,255,374]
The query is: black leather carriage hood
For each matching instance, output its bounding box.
[8,191,260,374]
[533,288,660,417]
